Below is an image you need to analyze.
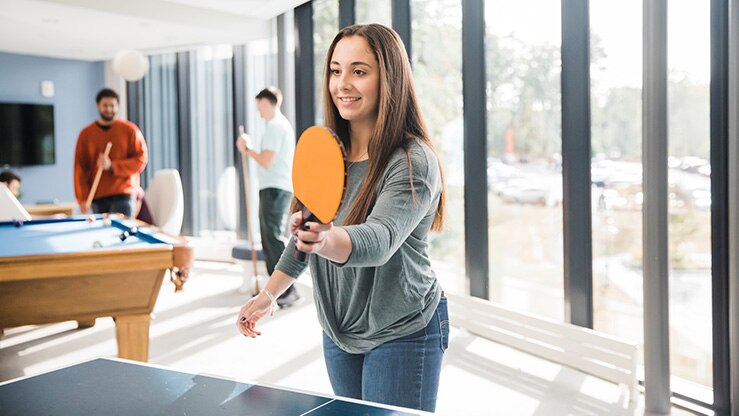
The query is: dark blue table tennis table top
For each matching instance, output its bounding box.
[0,358,430,415]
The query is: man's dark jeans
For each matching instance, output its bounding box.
[258,188,292,277]
[92,194,136,217]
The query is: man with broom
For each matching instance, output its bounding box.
[236,86,298,307]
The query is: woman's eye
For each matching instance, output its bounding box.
[330,69,340,75]
[353,69,365,76]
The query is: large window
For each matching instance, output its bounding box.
[138,53,180,186]
[591,0,713,401]
[411,0,465,294]
[240,35,281,240]
[356,0,391,26]
[313,0,339,125]
[188,46,235,236]
[293,0,725,408]
[667,0,712,399]
[590,0,644,376]
[485,0,564,318]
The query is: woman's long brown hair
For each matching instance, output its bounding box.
[319,23,446,231]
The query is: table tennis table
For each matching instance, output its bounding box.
[0,358,431,415]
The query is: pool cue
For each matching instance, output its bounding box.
[239,126,260,295]
[86,141,112,211]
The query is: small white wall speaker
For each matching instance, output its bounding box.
[40,80,54,97]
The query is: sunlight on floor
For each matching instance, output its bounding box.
[0,260,701,416]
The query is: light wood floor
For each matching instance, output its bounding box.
[1,261,696,416]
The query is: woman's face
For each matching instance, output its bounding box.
[329,36,380,127]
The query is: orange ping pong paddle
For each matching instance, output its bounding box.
[292,126,347,261]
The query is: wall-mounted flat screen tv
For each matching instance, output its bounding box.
[0,102,55,166]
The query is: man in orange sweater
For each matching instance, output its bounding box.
[74,88,148,216]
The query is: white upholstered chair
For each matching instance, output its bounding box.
[144,169,184,235]
[217,166,237,231]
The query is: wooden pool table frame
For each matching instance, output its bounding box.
[0,223,193,362]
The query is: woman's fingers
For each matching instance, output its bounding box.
[238,319,261,337]
[288,211,303,235]
[294,238,319,253]
[236,295,272,337]
[294,222,333,253]
[296,222,332,241]
[237,316,262,337]
[305,221,332,232]
[295,230,320,243]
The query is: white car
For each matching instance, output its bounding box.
[502,187,549,205]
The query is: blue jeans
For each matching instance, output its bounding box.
[322,295,449,412]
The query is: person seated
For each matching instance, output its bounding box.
[135,186,154,225]
[0,176,31,222]
[0,171,69,220]
[0,170,21,198]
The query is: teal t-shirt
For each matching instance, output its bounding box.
[257,112,295,192]
[275,140,443,354]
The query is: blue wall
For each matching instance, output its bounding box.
[0,52,104,207]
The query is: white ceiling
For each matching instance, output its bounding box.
[0,0,307,61]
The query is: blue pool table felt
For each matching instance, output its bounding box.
[0,215,180,258]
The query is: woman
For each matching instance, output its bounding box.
[236,23,448,412]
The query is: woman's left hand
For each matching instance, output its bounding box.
[295,222,333,255]
[236,291,273,338]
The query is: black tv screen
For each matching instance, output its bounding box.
[0,102,55,166]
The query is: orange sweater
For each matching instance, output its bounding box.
[74,119,148,206]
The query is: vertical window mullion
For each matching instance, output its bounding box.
[642,0,671,413]
[561,0,593,328]
[462,0,488,299]
[391,0,412,59]
[294,2,315,137]
[176,51,195,236]
[729,0,739,410]
[232,45,249,241]
[710,0,731,412]
[339,0,355,28]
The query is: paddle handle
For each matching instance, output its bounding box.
[292,206,314,262]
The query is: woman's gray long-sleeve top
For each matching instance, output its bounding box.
[275,139,443,354]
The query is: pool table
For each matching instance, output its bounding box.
[0,215,194,362]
